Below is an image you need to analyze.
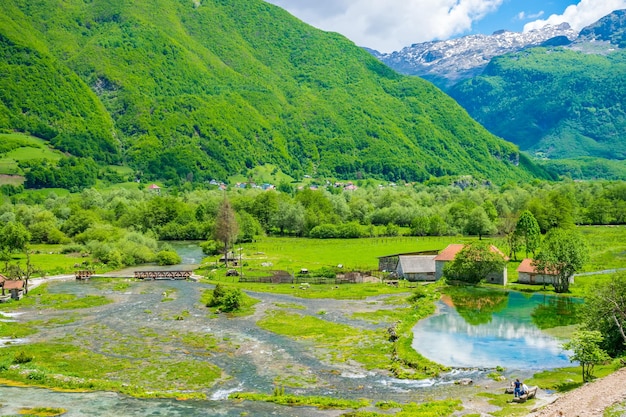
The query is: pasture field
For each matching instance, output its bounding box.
[0,133,62,176]
[204,235,496,275]
[8,225,623,288]
[201,225,625,287]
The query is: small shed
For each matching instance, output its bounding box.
[517,258,572,285]
[378,250,438,273]
[148,184,161,194]
[2,280,24,300]
[397,255,437,281]
[434,244,508,285]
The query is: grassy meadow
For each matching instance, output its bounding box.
[0,133,63,181]
[200,225,625,290]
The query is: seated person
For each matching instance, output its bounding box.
[521,383,529,396]
[513,379,522,397]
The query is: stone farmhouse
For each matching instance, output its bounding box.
[434,244,509,285]
[516,258,572,285]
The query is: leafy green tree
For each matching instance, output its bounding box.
[410,215,430,236]
[464,206,496,240]
[533,228,588,293]
[200,239,220,256]
[482,200,498,222]
[515,210,541,257]
[0,221,31,254]
[562,330,610,382]
[499,214,521,260]
[156,250,181,266]
[271,201,305,235]
[428,214,448,236]
[62,211,99,237]
[207,284,243,312]
[237,211,263,242]
[214,198,239,267]
[251,192,279,231]
[443,242,507,284]
[582,273,626,356]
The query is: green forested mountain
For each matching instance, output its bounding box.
[449,47,626,161]
[0,0,547,185]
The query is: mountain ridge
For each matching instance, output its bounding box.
[0,0,547,185]
[370,23,578,88]
[368,9,626,170]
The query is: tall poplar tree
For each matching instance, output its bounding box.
[214,198,239,267]
[515,210,541,258]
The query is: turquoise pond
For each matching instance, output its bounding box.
[413,289,582,370]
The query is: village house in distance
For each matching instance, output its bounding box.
[378,244,509,285]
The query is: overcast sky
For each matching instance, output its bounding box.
[264,0,626,52]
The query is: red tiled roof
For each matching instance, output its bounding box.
[3,280,24,290]
[433,244,465,261]
[434,244,509,261]
[148,184,161,189]
[517,258,557,275]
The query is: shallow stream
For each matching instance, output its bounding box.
[0,278,579,416]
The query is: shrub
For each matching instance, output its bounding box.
[60,244,86,254]
[13,350,34,364]
[206,284,243,312]
[309,224,339,239]
[200,239,221,255]
[156,250,181,265]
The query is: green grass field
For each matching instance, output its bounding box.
[205,235,498,274]
[0,133,63,180]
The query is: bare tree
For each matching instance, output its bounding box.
[214,198,239,267]
[6,251,37,294]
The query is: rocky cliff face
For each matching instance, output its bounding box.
[371,10,626,89]
[578,9,626,44]
[372,23,577,88]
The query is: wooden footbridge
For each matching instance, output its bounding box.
[134,270,192,280]
[75,270,94,280]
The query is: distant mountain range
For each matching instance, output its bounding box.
[0,0,549,185]
[370,10,626,176]
[367,23,577,88]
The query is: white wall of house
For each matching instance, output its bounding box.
[518,272,573,285]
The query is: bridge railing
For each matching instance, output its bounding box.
[134,271,192,280]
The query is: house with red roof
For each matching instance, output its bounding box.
[434,244,508,285]
[1,279,24,300]
[516,258,572,285]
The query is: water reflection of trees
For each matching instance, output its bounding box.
[531,296,582,330]
[444,287,509,325]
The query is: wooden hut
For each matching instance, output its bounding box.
[2,280,24,300]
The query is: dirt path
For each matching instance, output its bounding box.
[527,367,626,417]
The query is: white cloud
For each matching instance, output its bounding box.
[265,0,504,53]
[517,11,545,21]
[523,0,626,31]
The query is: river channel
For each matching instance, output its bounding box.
[0,255,580,416]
